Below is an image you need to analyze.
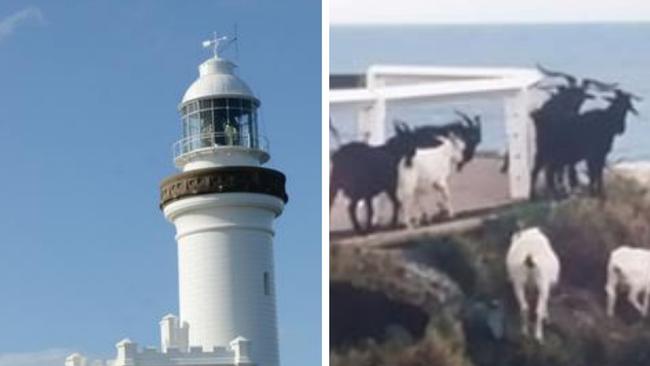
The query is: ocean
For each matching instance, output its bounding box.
[330,23,650,160]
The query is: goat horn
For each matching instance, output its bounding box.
[454,110,473,126]
[629,92,644,102]
[583,78,618,92]
[392,119,403,132]
[330,119,341,141]
[394,119,411,131]
[616,89,644,102]
[534,84,562,92]
[536,63,578,87]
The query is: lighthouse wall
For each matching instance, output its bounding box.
[164,192,284,366]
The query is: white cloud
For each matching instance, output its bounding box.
[0,6,45,42]
[330,0,650,24]
[0,348,71,366]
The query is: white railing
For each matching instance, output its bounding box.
[330,64,544,199]
[173,132,269,159]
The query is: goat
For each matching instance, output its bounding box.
[506,227,560,342]
[605,246,650,318]
[330,121,418,233]
[546,89,639,196]
[359,111,481,228]
[398,135,465,227]
[530,66,600,197]
[412,110,482,171]
[530,65,621,197]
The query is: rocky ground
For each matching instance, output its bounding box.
[331,177,650,366]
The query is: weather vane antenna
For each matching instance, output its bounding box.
[202,31,237,59]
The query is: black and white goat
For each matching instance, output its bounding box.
[360,112,481,229]
[412,110,482,171]
[398,134,466,228]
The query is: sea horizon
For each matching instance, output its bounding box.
[331,22,650,161]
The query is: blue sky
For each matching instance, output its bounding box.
[0,1,321,366]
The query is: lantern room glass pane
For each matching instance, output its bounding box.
[199,99,212,110]
[187,113,201,151]
[213,108,227,145]
[214,98,226,108]
[180,97,260,153]
[226,98,241,109]
[199,111,213,147]
[251,110,259,148]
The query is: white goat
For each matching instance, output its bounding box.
[397,134,465,228]
[605,246,650,317]
[506,227,560,342]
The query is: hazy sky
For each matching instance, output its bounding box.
[0,1,320,366]
[330,0,650,24]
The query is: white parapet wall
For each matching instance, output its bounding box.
[160,314,189,353]
[330,64,543,200]
[66,315,255,366]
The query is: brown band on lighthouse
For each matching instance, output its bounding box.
[160,166,288,209]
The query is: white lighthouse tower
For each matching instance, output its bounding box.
[65,35,287,366]
[159,34,287,366]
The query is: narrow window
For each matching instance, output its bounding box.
[263,272,271,296]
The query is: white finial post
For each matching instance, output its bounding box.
[202,32,235,59]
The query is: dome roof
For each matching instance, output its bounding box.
[181,57,258,104]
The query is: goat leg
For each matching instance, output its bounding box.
[530,154,543,199]
[364,197,374,233]
[437,182,454,218]
[348,199,362,234]
[387,190,401,229]
[544,166,558,198]
[628,287,645,315]
[605,278,617,317]
[568,165,579,192]
[535,284,551,342]
[513,281,529,337]
[641,286,650,318]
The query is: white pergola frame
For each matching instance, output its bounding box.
[330,65,544,200]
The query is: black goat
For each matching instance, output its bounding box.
[531,67,591,196]
[530,65,616,197]
[330,122,418,233]
[547,89,640,196]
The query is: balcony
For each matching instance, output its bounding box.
[173,132,269,160]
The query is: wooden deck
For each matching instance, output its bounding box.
[330,153,514,235]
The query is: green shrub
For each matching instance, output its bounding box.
[332,176,650,366]
[331,322,471,366]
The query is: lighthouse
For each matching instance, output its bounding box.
[65,35,288,366]
[159,34,288,366]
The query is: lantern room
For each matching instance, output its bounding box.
[173,52,269,170]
